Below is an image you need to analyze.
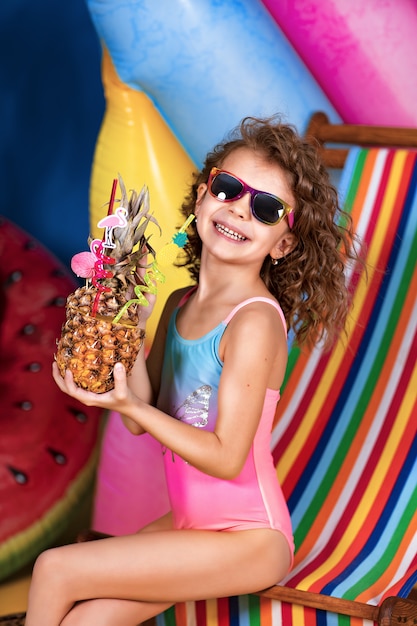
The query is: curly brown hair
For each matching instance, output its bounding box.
[178,115,364,350]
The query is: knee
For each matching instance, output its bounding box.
[59,606,79,626]
[31,546,65,590]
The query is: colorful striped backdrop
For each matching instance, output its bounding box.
[157,147,417,626]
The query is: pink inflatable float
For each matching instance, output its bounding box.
[262,0,417,126]
[93,418,170,535]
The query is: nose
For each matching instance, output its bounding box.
[228,192,251,220]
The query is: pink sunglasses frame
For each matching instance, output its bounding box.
[207,167,294,229]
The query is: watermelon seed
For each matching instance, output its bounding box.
[22,323,36,335]
[49,296,66,307]
[20,401,33,411]
[8,466,28,485]
[52,268,66,278]
[27,362,42,372]
[24,240,37,251]
[47,448,67,465]
[5,270,23,286]
[69,408,88,423]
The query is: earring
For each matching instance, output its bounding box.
[270,256,279,265]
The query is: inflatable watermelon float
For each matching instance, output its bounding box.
[0,216,102,581]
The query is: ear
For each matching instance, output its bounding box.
[194,183,207,216]
[270,231,298,260]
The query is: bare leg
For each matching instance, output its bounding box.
[26,527,291,626]
[60,598,171,626]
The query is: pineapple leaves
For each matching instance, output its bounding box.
[111,176,161,258]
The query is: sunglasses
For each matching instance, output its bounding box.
[207,167,294,228]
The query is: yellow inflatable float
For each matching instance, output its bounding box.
[90,49,197,534]
[89,48,196,344]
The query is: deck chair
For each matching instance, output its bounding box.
[154,113,417,626]
[19,113,414,626]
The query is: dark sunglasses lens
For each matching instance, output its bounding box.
[211,173,243,200]
[253,194,285,225]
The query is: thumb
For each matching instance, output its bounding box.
[114,362,126,378]
[113,362,129,399]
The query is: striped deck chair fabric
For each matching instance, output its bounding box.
[156,147,417,626]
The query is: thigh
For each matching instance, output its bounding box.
[53,527,290,604]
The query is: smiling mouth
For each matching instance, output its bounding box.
[215,222,247,241]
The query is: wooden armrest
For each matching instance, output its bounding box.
[305,112,417,168]
[257,586,417,625]
[378,596,417,625]
[256,586,378,621]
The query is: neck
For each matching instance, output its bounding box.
[196,252,266,302]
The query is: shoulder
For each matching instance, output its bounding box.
[147,286,196,367]
[165,285,194,308]
[226,297,285,328]
[229,298,286,337]
[219,299,288,387]
[222,298,287,358]
[160,286,196,324]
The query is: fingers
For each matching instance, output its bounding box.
[52,362,81,396]
[51,361,130,409]
[113,362,129,396]
[52,362,95,405]
[52,361,70,391]
[135,247,150,280]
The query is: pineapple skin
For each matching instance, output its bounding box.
[56,286,145,393]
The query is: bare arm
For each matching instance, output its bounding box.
[122,304,286,478]
[53,303,286,479]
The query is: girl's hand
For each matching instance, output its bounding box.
[52,361,134,412]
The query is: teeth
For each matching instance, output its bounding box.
[215,223,246,241]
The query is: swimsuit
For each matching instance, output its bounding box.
[157,293,294,558]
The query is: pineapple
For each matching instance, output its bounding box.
[55,176,161,393]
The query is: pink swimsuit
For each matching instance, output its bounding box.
[156,295,294,558]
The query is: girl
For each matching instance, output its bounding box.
[26,116,359,625]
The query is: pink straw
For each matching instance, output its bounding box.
[93,178,118,314]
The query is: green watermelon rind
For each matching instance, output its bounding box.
[0,446,99,582]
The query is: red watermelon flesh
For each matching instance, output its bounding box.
[0,216,103,580]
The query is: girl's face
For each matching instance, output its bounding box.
[195,148,296,266]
